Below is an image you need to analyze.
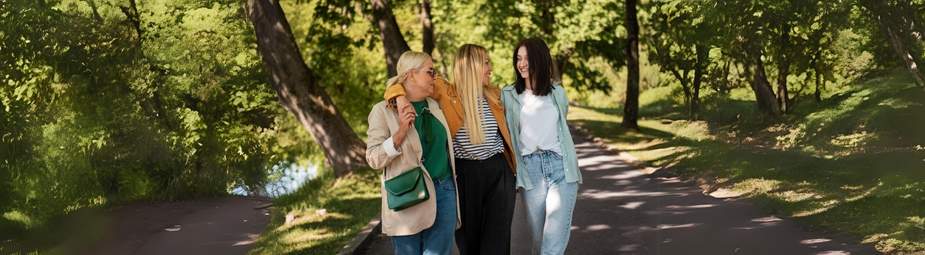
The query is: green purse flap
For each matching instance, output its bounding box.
[385,167,424,196]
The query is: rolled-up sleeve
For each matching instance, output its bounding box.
[366,105,401,170]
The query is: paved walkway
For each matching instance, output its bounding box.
[89,197,270,255]
[363,128,879,255]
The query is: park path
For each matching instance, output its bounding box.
[363,127,879,255]
[87,197,270,255]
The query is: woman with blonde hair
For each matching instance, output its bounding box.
[367,51,460,255]
[385,44,517,255]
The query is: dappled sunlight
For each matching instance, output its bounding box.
[876,97,922,109]
[653,176,683,183]
[751,216,783,223]
[655,223,701,230]
[568,84,925,252]
[2,211,33,228]
[232,234,261,247]
[566,125,883,254]
[620,201,646,210]
[249,170,380,254]
[792,200,840,218]
[777,189,823,203]
[772,181,881,218]
[620,223,703,236]
[728,178,783,196]
[281,228,334,244]
[664,204,717,210]
[580,188,680,200]
[607,138,670,151]
[63,195,108,214]
[813,251,851,255]
[596,170,646,180]
[844,182,881,203]
[618,244,642,252]
[830,131,877,151]
[731,223,780,231]
[585,224,613,231]
[6,0,924,254]
[280,211,352,231]
[802,238,833,245]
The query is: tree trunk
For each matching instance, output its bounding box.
[85,0,103,22]
[718,60,731,94]
[669,68,692,107]
[883,21,925,87]
[777,24,791,113]
[668,67,693,119]
[119,0,142,45]
[813,50,823,102]
[536,0,556,37]
[245,0,367,177]
[622,0,640,129]
[554,54,568,82]
[691,44,708,120]
[747,52,782,117]
[863,0,925,87]
[371,0,411,76]
[420,0,435,55]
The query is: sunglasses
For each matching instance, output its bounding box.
[419,68,436,78]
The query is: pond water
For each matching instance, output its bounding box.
[230,162,318,198]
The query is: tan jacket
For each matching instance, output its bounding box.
[366,98,461,236]
[384,78,517,172]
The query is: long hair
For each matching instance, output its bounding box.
[453,44,491,144]
[387,51,432,87]
[513,38,557,96]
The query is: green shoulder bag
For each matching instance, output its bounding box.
[384,167,429,211]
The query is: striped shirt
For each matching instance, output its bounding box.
[453,97,505,160]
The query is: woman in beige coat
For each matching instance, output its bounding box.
[366,51,460,255]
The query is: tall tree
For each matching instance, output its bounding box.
[746,48,782,116]
[623,0,640,129]
[861,0,925,87]
[704,1,783,116]
[420,0,435,55]
[776,20,792,113]
[370,0,411,76]
[647,1,712,119]
[245,0,367,177]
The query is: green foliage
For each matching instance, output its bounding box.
[2,0,923,252]
[283,1,386,131]
[0,0,308,237]
[479,0,626,91]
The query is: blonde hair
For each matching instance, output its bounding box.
[453,44,492,145]
[387,51,432,87]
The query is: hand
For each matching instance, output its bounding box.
[393,100,416,147]
[395,96,411,113]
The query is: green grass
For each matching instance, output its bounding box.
[568,70,925,254]
[249,168,381,255]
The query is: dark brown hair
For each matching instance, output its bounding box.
[513,38,556,96]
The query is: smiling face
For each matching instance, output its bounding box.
[406,58,435,99]
[512,38,554,96]
[516,46,530,83]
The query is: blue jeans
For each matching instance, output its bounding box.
[522,150,578,255]
[392,176,457,255]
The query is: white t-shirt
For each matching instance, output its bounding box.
[519,89,561,156]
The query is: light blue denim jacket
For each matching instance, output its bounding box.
[501,84,582,190]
